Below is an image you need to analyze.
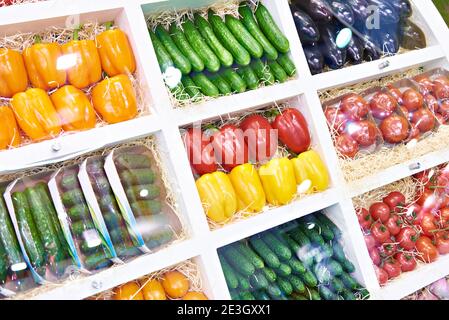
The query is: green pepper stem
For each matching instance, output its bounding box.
[105,21,114,30]
[34,35,42,44]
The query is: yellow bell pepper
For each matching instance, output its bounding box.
[259,158,297,206]
[196,171,237,223]
[229,163,266,213]
[0,48,29,98]
[291,150,330,193]
[0,106,21,150]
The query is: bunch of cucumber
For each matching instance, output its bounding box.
[115,152,174,249]
[86,159,138,259]
[150,2,296,100]
[59,169,112,271]
[219,212,370,300]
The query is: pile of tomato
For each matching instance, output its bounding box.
[357,164,449,285]
[414,73,449,125]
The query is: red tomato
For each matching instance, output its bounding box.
[415,76,434,95]
[399,106,413,122]
[435,174,449,196]
[438,100,449,120]
[403,203,423,225]
[380,115,409,144]
[434,76,449,86]
[437,207,449,228]
[413,170,431,188]
[402,89,424,112]
[371,222,391,244]
[416,236,439,263]
[374,265,389,285]
[336,134,359,158]
[386,215,402,236]
[436,113,447,125]
[370,92,397,120]
[364,234,376,250]
[424,94,439,114]
[383,191,406,212]
[272,108,310,154]
[369,247,381,266]
[357,208,373,230]
[211,124,249,172]
[435,231,449,254]
[183,128,217,176]
[382,259,402,279]
[340,93,370,121]
[324,107,347,134]
[434,80,449,100]
[348,120,378,147]
[397,227,419,250]
[380,243,398,257]
[394,252,417,272]
[411,108,436,133]
[420,213,439,237]
[416,188,442,214]
[240,115,278,162]
[369,202,391,223]
[387,85,403,105]
[408,124,420,140]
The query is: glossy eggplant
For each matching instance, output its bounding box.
[399,19,426,50]
[303,43,324,75]
[373,0,412,19]
[343,0,370,30]
[367,0,400,25]
[325,0,355,26]
[347,35,364,64]
[368,27,400,54]
[291,0,333,23]
[318,25,347,70]
[363,39,382,61]
[290,6,320,44]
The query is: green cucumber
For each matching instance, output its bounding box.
[222,68,247,93]
[115,154,152,171]
[67,204,89,221]
[0,242,8,283]
[326,259,344,277]
[131,200,162,216]
[84,251,110,270]
[276,277,293,296]
[236,272,251,291]
[155,25,192,75]
[169,23,204,72]
[251,59,275,85]
[287,258,306,275]
[255,3,290,53]
[262,267,277,283]
[126,184,160,202]
[341,259,356,274]
[181,75,202,99]
[268,60,287,83]
[253,290,270,300]
[304,214,335,241]
[143,225,174,249]
[313,263,332,284]
[290,293,308,300]
[300,270,318,288]
[121,169,156,187]
[277,53,296,77]
[209,74,232,95]
[276,231,300,254]
[238,4,278,60]
[266,282,282,299]
[330,277,345,293]
[72,220,95,237]
[340,272,359,290]
[149,30,173,73]
[219,255,239,289]
[91,176,111,195]
[249,270,269,290]
[80,241,100,256]
[236,65,259,90]
[341,288,356,300]
[298,223,325,246]
[249,236,280,269]
[235,242,264,269]
[12,192,45,269]
[225,14,263,58]
[191,73,220,97]
[261,232,292,261]
[61,189,85,208]
[60,173,78,191]
[316,214,342,238]
[240,291,255,300]
[0,196,22,266]
[287,274,306,294]
[194,14,233,67]
[274,263,291,277]
[182,20,221,72]
[319,286,338,300]
[222,246,255,277]
[358,288,370,300]
[230,290,240,300]
[307,287,322,300]
[208,10,251,66]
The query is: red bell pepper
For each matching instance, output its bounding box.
[183,128,217,176]
[272,108,311,154]
[240,114,278,162]
[212,124,249,172]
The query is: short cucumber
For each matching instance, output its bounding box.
[120,169,156,187]
[341,259,356,274]
[238,4,278,60]
[276,231,300,255]
[277,53,296,77]
[316,213,342,239]
[0,195,23,266]
[307,288,322,300]
[329,277,345,293]
[287,274,306,294]
[222,246,255,277]
[155,25,192,75]
[287,258,306,275]
[340,272,359,290]
[300,270,318,288]
[130,199,162,216]
[115,154,152,170]
[298,223,325,246]
[255,3,290,53]
[80,241,100,256]
[319,286,338,300]
[149,30,174,73]
[268,60,288,83]
[225,14,263,58]
[230,290,240,300]
[0,242,8,283]
[209,74,232,95]
[304,214,335,241]
[276,277,293,296]
[262,267,277,283]
[221,68,247,93]
[235,242,264,269]
[341,288,357,300]
[169,23,205,72]
[266,282,282,299]
[84,251,110,270]
[219,255,239,289]
[194,14,233,67]
[249,236,280,269]
[251,59,275,85]
[170,83,189,101]
[313,263,332,284]
[126,184,160,202]
[249,270,269,290]
[290,293,308,300]
[253,290,270,300]
[240,291,256,300]
[191,73,220,97]
[236,65,259,90]
[72,219,95,237]
[358,288,370,300]
[274,263,291,277]
[326,259,344,277]
[67,205,89,221]
[208,10,251,66]
[182,20,221,73]
[261,232,292,261]
[181,75,202,99]
[236,272,251,291]
[61,189,85,208]
[60,173,78,191]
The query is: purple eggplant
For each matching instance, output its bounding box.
[342,0,370,29]
[304,43,324,75]
[367,0,400,25]
[347,35,364,64]
[325,0,355,26]
[290,6,320,44]
[372,0,412,19]
[318,25,347,70]
[363,39,382,61]
[291,0,333,23]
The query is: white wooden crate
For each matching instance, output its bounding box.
[0,0,447,300]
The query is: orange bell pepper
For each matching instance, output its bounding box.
[91,74,138,124]
[0,48,28,98]
[0,106,21,150]
[96,26,136,77]
[11,88,61,141]
[23,40,67,90]
[61,30,102,89]
[50,85,96,132]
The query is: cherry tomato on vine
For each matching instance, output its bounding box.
[386,215,402,236]
[435,231,449,255]
[371,222,391,244]
[382,259,402,279]
[364,234,376,249]
[394,252,417,272]
[374,265,389,285]
[383,191,406,212]
[420,213,439,237]
[369,247,381,266]
[397,227,419,250]
[358,208,373,230]
[416,236,439,263]
[369,202,391,223]
[380,243,398,257]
